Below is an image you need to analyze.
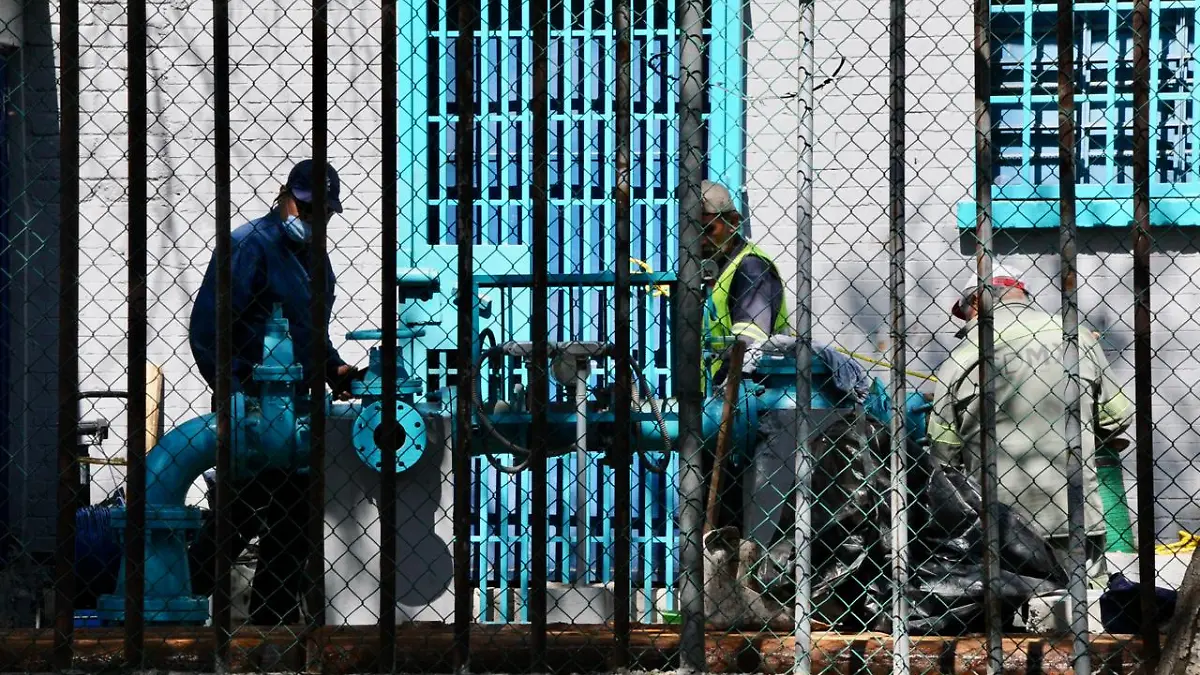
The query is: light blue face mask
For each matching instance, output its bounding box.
[281,214,311,243]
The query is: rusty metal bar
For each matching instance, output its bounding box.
[887,0,908,661]
[212,0,233,663]
[378,0,399,666]
[55,0,81,665]
[452,2,475,669]
[125,0,148,662]
[611,0,633,662]
[1056,3,1091,674]
[1130,0,1158,667]
[529,0,549,664]
[675,0,707,663]
[307,0,330,638]
[972,0,1002,671]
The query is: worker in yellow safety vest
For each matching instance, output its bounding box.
[693,179,792,540]
[697,179,790,394]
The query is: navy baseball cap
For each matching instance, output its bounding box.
[285,159,344,213]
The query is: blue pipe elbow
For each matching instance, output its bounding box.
[145,413,219,505]
[98,412,218,625]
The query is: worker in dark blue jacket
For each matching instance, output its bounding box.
[189,159,358,397]
[186,160,362,625]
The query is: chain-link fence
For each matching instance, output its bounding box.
[0,0,1193,670]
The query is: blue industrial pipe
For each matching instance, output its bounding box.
[144,413,218,505]
[95,305,358,626]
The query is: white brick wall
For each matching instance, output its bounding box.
[24,0,1200,537]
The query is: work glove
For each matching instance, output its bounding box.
[740,339,765,376]
[329,364,366,401]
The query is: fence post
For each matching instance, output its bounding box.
[792,2,816,672]
[379,0,399,664]
[676,0,707,662]
[888,0,909,663]
[1056,3,1093,673]
[612,0,634,662]
[54,0,81,666]
[1130,0,1159,668]
[452,3,476,669]
[212,0,233,666]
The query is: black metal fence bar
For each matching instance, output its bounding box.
[211,0,233,666]
[378,0,399,665]
[1130,0,1159,667]
[55,0,81,665]
[529,0,550,665]
[307,0,330,643]
[452,3,476,668]
[611,0,633,663]
[124,0,148,663]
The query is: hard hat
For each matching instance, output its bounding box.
[950,263,1031,320]
[700,180,739,217]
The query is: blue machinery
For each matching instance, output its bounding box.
[92,267,934,626]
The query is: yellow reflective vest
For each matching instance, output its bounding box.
[702,241,790,393]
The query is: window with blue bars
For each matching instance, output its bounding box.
[957,0,1200,228]
[396,0,745,622]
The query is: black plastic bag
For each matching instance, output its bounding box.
[759,416,1067,634]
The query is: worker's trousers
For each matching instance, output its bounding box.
[188,469,313,626]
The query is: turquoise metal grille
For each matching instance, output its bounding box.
[398,0,744,623]
[958,0,1200,228]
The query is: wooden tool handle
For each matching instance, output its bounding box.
[705,340,747,534]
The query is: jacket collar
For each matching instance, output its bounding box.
[954,296,1036,338]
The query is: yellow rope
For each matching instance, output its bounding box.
[832,346,940,383]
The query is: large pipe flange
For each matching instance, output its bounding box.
[353,400,429,474]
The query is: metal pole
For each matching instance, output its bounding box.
[1056,4,1092,674]
[972,0,1002,671]
[54,0,80,666]
[378,0,399,665]
[675,0,707,663]
[453,5,476,671]
[1130,0,1159,667]
[307,0,329,637]
[611,0,633,652]
[793,2,816,673]
[887,0,909,662]
[529,0,549,661]
[125,0,148,662]
[212,0,233,663]
[574,373,589,582]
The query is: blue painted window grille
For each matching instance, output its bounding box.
[400,0,745,622]
[958,1,1200,228]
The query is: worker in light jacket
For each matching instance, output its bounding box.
[927,266,1134,582]
[186,159,363,625]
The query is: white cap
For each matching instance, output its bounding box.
[700,180,739,216]
[951,263,1032,320]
